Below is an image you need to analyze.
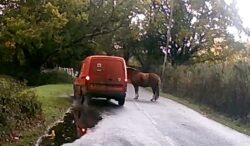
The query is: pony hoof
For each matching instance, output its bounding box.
[150,99,155,102]
[134,97,138,100]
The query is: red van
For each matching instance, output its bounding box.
[74,55,127,106]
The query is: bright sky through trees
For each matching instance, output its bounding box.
[232,0,250,28]
[225,0,250,41]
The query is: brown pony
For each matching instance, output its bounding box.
[127,67,161,102]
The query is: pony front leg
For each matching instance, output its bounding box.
[134,85,139,100]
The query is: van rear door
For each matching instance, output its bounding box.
[89,58,125,86]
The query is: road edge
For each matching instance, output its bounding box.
[145,87,250,136]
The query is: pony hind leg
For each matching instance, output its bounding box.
[151,84,159,102]
[150,86,156,102]
[133,85,139,100]
[155,84,160,101]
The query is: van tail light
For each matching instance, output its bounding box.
[125,78,128,82]
[86,75,90,81]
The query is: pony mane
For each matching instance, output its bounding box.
[127,66,140,72]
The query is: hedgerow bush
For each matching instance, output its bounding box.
[35,69,74,85]
[0,76,42,142]
[163,56,250,120]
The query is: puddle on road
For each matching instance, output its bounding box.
[36,105,102,146]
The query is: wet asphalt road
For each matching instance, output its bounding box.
[63,84,250,146]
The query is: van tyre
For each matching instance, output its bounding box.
[118,98,125,106]
[80,96,84,105]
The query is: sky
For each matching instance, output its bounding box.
[225,0,250,41]
[228,0,250,27]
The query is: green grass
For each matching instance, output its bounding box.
[6,84,73,146]
[33,84,73,124]
[158,91,250,136]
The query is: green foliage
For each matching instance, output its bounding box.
[0,0,145,82]
[0,0,248,82]
[163,56,250,119]
[0,0,69,66]
[134,33,164,71]
[0,76,42,142]
[127,0,247,66]
[1,84,72,146]
[36,69,74,85]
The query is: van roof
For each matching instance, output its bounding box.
[82,55,124,62]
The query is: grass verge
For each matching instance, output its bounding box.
[6,84,73,146]
[159,91,250,136]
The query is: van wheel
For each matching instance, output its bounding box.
[80,96,84,105]
[118,98,125,106]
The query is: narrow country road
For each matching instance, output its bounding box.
[63,84,250,146]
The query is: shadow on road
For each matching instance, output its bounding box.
[126,98,158,104]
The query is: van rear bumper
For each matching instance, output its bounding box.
[86,92,126,99]
[87,84,126,92]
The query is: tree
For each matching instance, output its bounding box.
[0,0,248,82]
[127,0,248,67]
[0,0,144,82]
[86,0,148,63]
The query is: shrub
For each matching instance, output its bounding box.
[0,76,42,142]
[163,57,250,119]
[35,69,74,85]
